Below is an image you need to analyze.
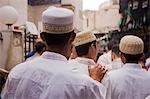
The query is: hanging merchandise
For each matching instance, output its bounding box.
[130,0,149,18]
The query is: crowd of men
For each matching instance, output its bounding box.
[1,6,150,99]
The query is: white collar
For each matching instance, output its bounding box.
[113,58,122,62]
[123,63,142,69]
[75,57,95,65]
[41,51,67,62]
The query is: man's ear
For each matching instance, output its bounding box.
[120,53,126,64]
[91,43,96,51]
[69,32,76,43]
[111,52,115,61]
[88,44,95,55]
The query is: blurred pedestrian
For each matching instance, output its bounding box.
[69,31,107,81]
[110,44,123,70]
[26,41,46,61]
[97,41,114,70]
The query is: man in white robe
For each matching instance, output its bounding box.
[102,35,150,99]
[2,7,106,99]
[69,31,100,75]
[69,31,107,82]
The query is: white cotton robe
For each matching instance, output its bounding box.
[69,57,96,75]
[102,63,150,99]
[2,52,106,99]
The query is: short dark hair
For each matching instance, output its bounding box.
[121,52,143,63]
[41,31,75,46]
[75,40,96,57]
[112,45,120,56]
[107,41,115,50]
[35,41,46,53]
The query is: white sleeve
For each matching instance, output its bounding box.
[101,74,112,99]
[40,82,106,99]
[1,76,18,99]
[87,81,106,99]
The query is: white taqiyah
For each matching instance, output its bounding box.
[42,6,74,34]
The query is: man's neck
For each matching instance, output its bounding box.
[47,46,67,59]
[81,55,95,62]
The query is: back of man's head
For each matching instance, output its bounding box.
[119,35,144,63]
[75,41,96,57]
[73,31,97,57]
[41,7,76,58]
[42,31,75,46]
[41,7,75,47]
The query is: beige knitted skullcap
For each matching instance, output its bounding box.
[73,31,96,47]
[119,35,144,55]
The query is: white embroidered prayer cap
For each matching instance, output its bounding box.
[42,6,74,34]
[119,35,144,55]
[73,31,96,47]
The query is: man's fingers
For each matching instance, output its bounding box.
[97,66,102,72]
[97,66,107,74]
[101,69,107,74]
